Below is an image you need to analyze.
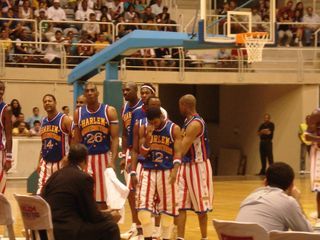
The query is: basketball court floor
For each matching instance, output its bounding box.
[1,175,319,239]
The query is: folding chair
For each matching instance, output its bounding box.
[213,219,269,240]
[269,230,320,240]
[0,193,15,240]
[14,194,54,240]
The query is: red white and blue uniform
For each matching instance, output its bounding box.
[177,114,213,213]
[309,123,320,192]
[78,103,113,202]
[37,112,69,194]
[136,120,179,216]
[0,102,9,193]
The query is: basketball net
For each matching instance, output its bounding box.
[237,32,269,63]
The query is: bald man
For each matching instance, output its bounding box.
[76,95,86,109]
[120,82,143,239]
[176,94,213,240]
[305,109,320,223]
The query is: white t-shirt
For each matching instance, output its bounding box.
[75,8,95,21]
[151,3,163,16]
[47,6,66,21]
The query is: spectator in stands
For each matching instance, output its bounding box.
[236,162,313,232]
[34,1,48,17]
[157,6,170,23]
[47,0,66,21]
[13,113,30,129]
[43,30,65,64]
[65,30,78,62]
[82,13,100,41]
[140,48,157,70]
[29,120,41,136]
[0,28,13,61]
[150,0,163,16]
[229,0,236,11]
[302,7,320,46]
[77,30,94,61]
[134,0,145,15]
[111,0,124,20]
[124,4,137,22]
[94,33,110,53]
[3,8,23,39]
[278,0,294,19]
[216,48,231,67]
[100,6,113,22]
[1,0,12,15]
[259,0,270,19]
[75,0,95,21]
[142,6,155,22]
[26,106,42,128]
[100,15,113,40]
[12,121,30,136]
[19,0,34,21]
[277,10,293,47]
[155,47,169,68]
[77,0,95,11]
[124,0,134,11]
[295,1,304,17]
[10,99,21,123]
[251,7,264,32]
[292,9,304,47]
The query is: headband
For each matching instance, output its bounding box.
[141,85,155,94]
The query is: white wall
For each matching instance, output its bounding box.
[209,85,319,174]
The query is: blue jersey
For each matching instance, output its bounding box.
[78,104,111,155]
[144,120,175,170]
[182,114,210,163]
[122,99,143,148]
[40,112,69,162]
[0,102,7,150]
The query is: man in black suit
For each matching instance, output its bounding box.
[41,144,120,240]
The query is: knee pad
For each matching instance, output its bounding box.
[138,210,152,225]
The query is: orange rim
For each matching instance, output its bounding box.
[236,32,269,44]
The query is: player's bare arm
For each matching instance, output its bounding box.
[181,120,202,156]
[170,124,182,185]
[72,109,82,144]
[3,106,12,171]
[140,123,153,157]
[130,121,140,189]
[62,115,73,137]
[108,106,119,169]
[120,120,128,170]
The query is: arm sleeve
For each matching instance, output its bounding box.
[284,198,313,232]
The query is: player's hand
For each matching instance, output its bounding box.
[131,175,138,190]
[146,124,155,136]
[3,160,12,172]
[169,169,178,185]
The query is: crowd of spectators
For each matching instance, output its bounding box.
[0,0,178,65]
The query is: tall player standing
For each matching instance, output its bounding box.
[121,82,143,239]
[73,82,119,209]
[37,94,72,194]
[134,106,182,240]
[0,81,13,194]
[177,94,213,240]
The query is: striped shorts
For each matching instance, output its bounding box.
[85,152,111,202]
[177,159,213,213]
[136,168,179,216]
[37,158,63,195]
[0,151,6,193]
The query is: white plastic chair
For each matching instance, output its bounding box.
[0,193,15,240]
[269,230,320,240]
[14,194,54,240]
[213,219,269,240]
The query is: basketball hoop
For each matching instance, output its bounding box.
[236,32,269,63]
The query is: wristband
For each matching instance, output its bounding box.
[173,159,181,165]
[6,153,12,161]
[130,171,137,176]
[141,144,150,151]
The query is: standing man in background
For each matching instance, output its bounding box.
[73,82,119,209]
[257,113,275,175]
[0,81,12,193]
[299,115,312,173]
[37,94,72,194]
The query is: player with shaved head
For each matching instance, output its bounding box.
[176,94,213,240]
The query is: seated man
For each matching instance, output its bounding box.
[236,162,313,232]
[41,144,120,240]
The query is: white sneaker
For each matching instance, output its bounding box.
[121,225,138,239]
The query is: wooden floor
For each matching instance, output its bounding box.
[1,175,319,239]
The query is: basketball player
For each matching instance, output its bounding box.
[305,110,320,223]
[176,94,213,240]
[76,94,86,109]
[37,94,72,194]
[134,106,182,240]
[73,82,119,208]
[0,81,12,194]
[121,81,143,240]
